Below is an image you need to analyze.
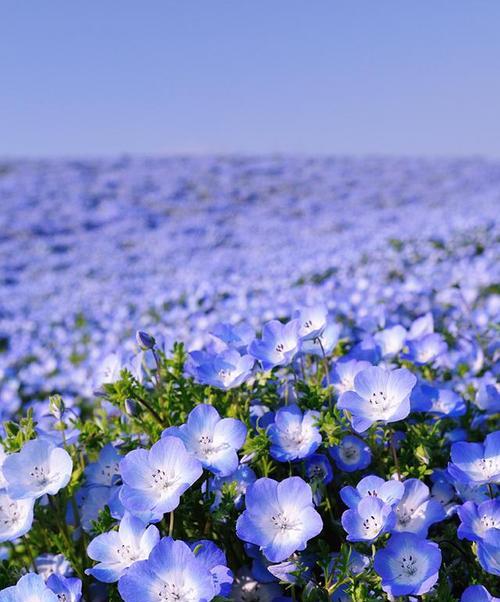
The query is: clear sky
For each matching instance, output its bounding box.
[1,1,500,157]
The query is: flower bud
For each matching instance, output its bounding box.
[136,330,156,350]
[124,398,140,417]
[49,394,65,419]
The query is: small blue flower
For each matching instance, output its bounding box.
[411,383,466,417]
[293,306,328,341]
[210,322,254,352]
[461,585,499,602]
[163,404,247,477]
[249,320,301,371]
[236,476,323,562]
[448,431,500,485]
[3,438,73,500]
[457,499,500,545]
[329,435,372,472]
[304,454,333,485]
[0,490,34,542]
[118,537,216,602]
[120,436,203,522]
[394,478,446,537]
[477,540,500,576]
[86,512,160,583]
[341,496,396,542]
[476,383,500,413]
[84,443,122,487]
[189,539,233,597]
[46,574,82,602]
[207,464,256,510]
[374,533,442,597]
[373,324,407,357]
[329,359,371,395]
[404,332,448,365]
[301,323,341,357]
[340,475,404,509]
[0,573,58,602]
[337,366,416,432]
[268,404,321,462]
[193,348,255,390]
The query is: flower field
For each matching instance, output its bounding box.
[0,156,498,601]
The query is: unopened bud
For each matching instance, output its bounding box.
[124,398,140,417]
[49,394,65,419]
[136,330,156,350]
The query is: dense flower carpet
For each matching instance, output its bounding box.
[0,156,498,601]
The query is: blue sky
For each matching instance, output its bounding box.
[1,1,500,157]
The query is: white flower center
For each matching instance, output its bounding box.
[362,514,381,537]
[369,390,391,412]
[0,501,22,527]
[340,443,360,463]
[100,462,120,482]
[158,582,195,601]
[116,543,139,563]
[197,435,229,458]
[399,553,420,577]
[29,465,52,486]
[151,468,180,491]
[270,512,301,532]
[481,513,498,529]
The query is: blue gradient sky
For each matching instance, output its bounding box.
[1,1,500,157]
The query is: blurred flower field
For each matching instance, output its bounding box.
[0,156,498,601]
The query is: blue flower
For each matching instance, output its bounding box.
[301,323,341,357]
[0,573,58,602]
[404,332,447,365]
[163,404,247,477]
[231,568,283,601]
[46,574,82,602]
[84,443,122,487]
[341,496,396,542]
[337,366,416,432]
[394,478,446,536]
[340,475,404,509]
[457,500,500,545]
[373,533,442,597]
[3,438,73,499]
[476,540,500,576]
[86,512,160,583]
[210,322,254,352]
[119,436,203,522]
[189,539,233,597]
[373,324,407,357]
[329,359,371,395]
[411,383,466,417]
[268,404,321,462]
[448,431,500,484]
[461,585,499,602]
[293,306,328,341]
[329,435,372,472]
[118,537,216,602]
[207,464,256,510]
[0,491,34,542]
[236,476,323,562]
[249,320,301,371]
[304,454,333,485]
[192,348,254,390]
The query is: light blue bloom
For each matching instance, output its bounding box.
[84,443,122,487]
[189,539,233,597]
[86,512,160,583]
[120,436,203,522]
[118,537,216,602]
[341,496,396,542]
[448,431,500,485]
[3,438,73,499]
[236,476,323,562]
[340,475,404,509]
[210,322,254,353]
[394,478,446,537]
[0,490,34,542]
[373,324,407,357]
[207,464,256,510]
[163,404,247,477]
[301,323,341,357]
[46,574,82,602]
[192,348,255,390]
[268,404,321,462]
[457,500,500,545]
[374,533,442,597]
[404,332,447,365]
[304,454,333,485]
[249,320,301,371]
[293,306,328,341]
[476,383,500,413]
[411,383,466,417]
[0,573,58,602]
[477,540,500,576]
[337,366,416,432]
[329,435,372,472]
[329,359,371,395]
[461,585,499,602]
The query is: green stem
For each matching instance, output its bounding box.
[168,511,175,538]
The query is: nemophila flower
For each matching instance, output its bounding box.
[476,382,500,413]
[163,404,247,477]
[374,533,441,597]
[301,323,341,357]
[34,554,72,579]
[76,484,123,532]
[207,464,256,510]
[457,500,500,545]
[477,541,500,576]
[304,454,333,485]
[341,496,396,542]
[267,404,321,462]
[329,549,369,600]
[210,322,254,352]
[411,383,466,417]
[120,436,203,522]
[340,475,404,509]
[46,574,82,602]
[243,543,276,583]
[231,568,283,602]
[236,477,322,562]
[248,319,301,371]
[84,444,122,487]
[461,585,499,602]
[394,478,446,536]
[448,431,500,485]
[193,348,255,390]
[293,306,328,340]
[189,540,233,597]
[0,490,34,542]
[329,435,372,472]
[118,537,216,602]
[329,359,371,395]
[0,573,58,602]
[373,324,407,357]
[3,439,72,500]
[404,332,447,365]
[337,365,416,432]
[93,352,142,390]
[86,512,160,582]
[407,312,434,340]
